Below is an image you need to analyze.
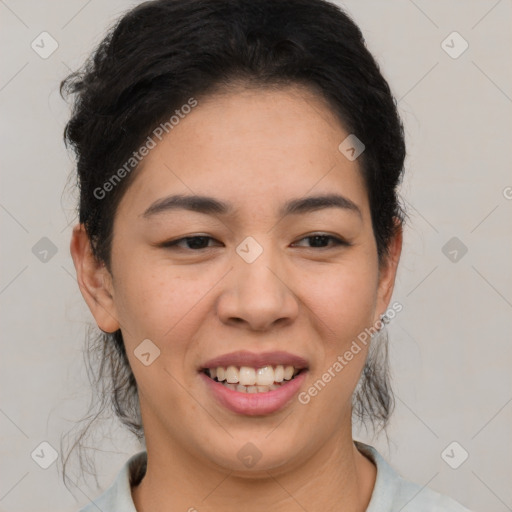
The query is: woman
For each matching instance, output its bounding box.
[61,0,472,510]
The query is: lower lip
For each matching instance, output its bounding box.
[199,371,308,416]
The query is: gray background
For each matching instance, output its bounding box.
[1,1,511,511]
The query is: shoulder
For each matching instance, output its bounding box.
[354,441,473,512]
[392,475,473,511]
[76,450,147,512]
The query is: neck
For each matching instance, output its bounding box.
[132,431,376,512]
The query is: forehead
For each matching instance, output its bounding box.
[116,86,370,222]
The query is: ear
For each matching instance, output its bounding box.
[70,224,120,333]
[373,218,403,324]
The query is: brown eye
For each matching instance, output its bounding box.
[292,234,349,249]
[160,236,221,250]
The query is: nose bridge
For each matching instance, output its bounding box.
[235,234,287,298]
[216,234,299,330]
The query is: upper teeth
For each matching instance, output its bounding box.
[207,365,299,386]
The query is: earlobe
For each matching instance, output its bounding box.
[70,224,120,333]
[374,218,403,323]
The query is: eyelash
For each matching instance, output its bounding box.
[159,234,350,251]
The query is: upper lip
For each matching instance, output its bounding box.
[200,350,309,370]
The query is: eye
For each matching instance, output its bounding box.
[159,235,221,250]
[292,234,350,249]
[158,233,350,251]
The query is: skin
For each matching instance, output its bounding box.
[70,84,402,512]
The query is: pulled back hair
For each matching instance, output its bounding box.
[60,0,406,489]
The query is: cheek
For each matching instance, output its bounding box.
[112,259,204,341]
[113,260,238,387]
[297,265,378,413]
[299,259,379,341]
[114,266,208,390]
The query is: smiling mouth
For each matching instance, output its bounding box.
[201,365,306,393]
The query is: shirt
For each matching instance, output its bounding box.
[77,440,472,511]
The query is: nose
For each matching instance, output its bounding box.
[216,243,300,332]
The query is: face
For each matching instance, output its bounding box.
[72,85,401,476]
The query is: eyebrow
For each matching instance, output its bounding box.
[141,193,362,220]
